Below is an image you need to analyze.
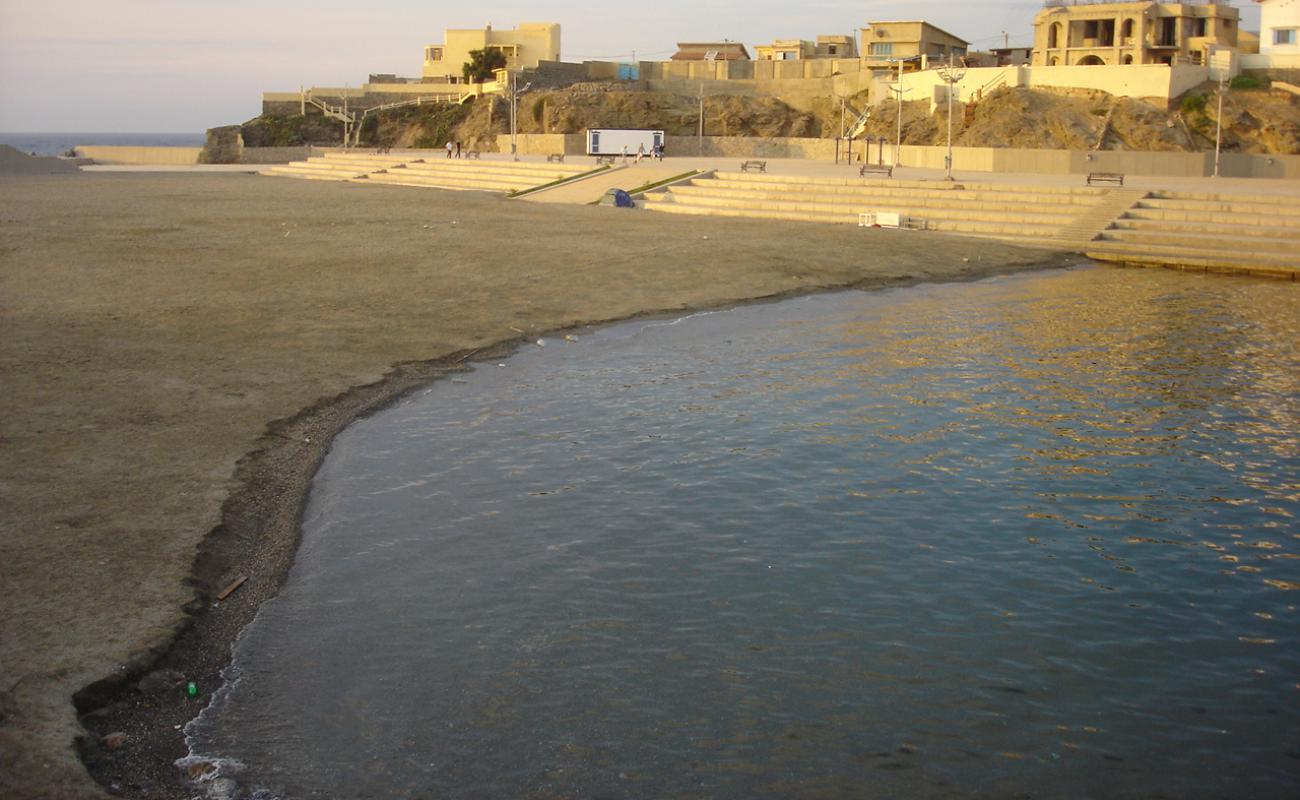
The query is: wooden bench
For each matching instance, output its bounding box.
[546,153,565,163]
[740,160,767,173]
[860,163,894,178]
[464,150,481,160]
[1086,171,1124,186]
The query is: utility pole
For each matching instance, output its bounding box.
[1213,63,1226,178]
[698,83,705,156]
[937,57,967,181]
[888,58,913,168]
[510,71,518,161]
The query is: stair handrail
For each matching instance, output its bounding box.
[973,67,1013,102]
[348,94,460,147]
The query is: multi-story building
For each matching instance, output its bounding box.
[860,21,970,71]
[1031,1,1240,67]
[815,35,858,58]
[755,35,858,60]
[1256,0,1300,54]
[422,23,561,83]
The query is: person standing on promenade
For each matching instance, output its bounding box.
[636,143,645,163]
[446,141,454,159]
[455,141,462,158]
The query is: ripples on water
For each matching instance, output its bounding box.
[188,267,1299,799]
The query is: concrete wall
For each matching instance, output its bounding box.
[495,133,585,155]
[891,63,1210,111]
[893,144,1300,179]
[496,133,1300,179]
[239,147,314,164]
[74,146,201,165]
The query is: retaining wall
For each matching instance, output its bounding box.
[892,145,1300,179]
[74,146,202,165]
[500,133,1300,179]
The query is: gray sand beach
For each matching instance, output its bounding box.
[0,170,1076,798]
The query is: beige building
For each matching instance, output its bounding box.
[756,35,858,60]
[422,23,561,83]
[670,42,752,61]
[756,39,816,60]
[860,21,970,71]
[816,35,858,58]
[1256,0,1300,55]
[1032,1,1240,67]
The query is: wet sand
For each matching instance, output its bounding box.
[0,172,1078,798]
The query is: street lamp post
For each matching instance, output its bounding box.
[936,58,967,181]
[508,72,532,162]
[886,57,918,169]
[1213,66,1227,178]
[510,72,518,161]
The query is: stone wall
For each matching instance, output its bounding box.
[500,133,1300,178]
[74,146,202,165]
[895,144,1300,179]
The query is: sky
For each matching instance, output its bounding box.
[0,1,1264,133]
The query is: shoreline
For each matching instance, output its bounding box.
[76,270,1079,798]
[0,173,1081,799]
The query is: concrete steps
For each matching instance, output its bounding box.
[264,155,409,181]
[1086,189,1299,279]
[265,153,589,194]
[644,173,1118,245]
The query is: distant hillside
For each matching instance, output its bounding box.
[234,83,1300,156]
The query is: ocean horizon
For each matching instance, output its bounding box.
[0,132,205,157]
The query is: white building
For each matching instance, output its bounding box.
[1257,0,1300,54]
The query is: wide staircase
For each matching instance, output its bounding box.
[264,152,410,182]
[641,172,1125,249]
[1086,190,1300,280]
[264,152,590,194]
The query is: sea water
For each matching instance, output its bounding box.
[186,266,1299,799]
[0,132,204,157]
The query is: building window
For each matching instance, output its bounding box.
[1276,29,1297,46]
[1048,23,1061,49]
[828,45,838,55]
[1121,19,1135,41]
[1192,19,1207,38]
[427,47,443,62]
[869,43,893,56]
[781,51,795,60]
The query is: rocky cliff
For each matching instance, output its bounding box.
[233,83,1300,156]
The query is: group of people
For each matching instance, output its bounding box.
[622,142,666,163]
[445,141,463,158]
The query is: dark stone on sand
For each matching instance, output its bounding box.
[137,669,185,695]
[102,732,128,751]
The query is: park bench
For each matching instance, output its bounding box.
[547,153,565,163]
[594,154,617,165]
[1086,172,1124,186]
[860,163,894,178]
[740,160,767,173]
[464,150,481,160]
